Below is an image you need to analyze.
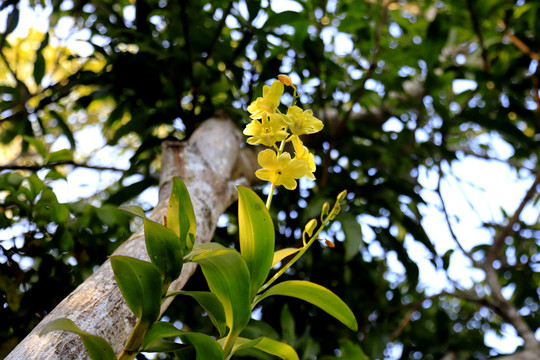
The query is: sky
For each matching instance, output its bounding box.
[1,0,539,357]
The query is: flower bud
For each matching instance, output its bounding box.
[322,202,330,217]
[337,190,347,202]
[277,74,293,86]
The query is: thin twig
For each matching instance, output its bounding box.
[0,161,127,172]
[435,162,478,264]
[464,0,490,71]
[204,1,234,65]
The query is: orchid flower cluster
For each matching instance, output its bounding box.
[244,75,323,208]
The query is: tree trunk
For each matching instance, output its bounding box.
[6,117,255,359]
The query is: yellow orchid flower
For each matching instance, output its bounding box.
[243,112,288,147]
[291,135,316,180]
[247,80,284,119]
[255,149,308,190]
[283,105,324,135]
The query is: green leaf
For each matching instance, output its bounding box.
[254,280,358,331]
[336,338,369,360]
[231,337,299,360]
[50,110,76,149]
[191,249,251,336]
[39,318,116,360]
[167,177,196,252]
[47,149,73,163]
[237,186,275,299]
[339,213,363,261]
[280,304,295,346]
[141,321,223,359]
[272,248,301,268]
[218,336,262,358]
[180,332,225,360]
[23,136,47,158]
[166,291,227,337]
[144,219,183,287]
[4,7,19,36]
[33,52,46,86]
[110,256,162,323]
[264,10,303,28]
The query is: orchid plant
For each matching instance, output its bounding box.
[39,76,357,360]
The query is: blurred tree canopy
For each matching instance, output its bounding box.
[1,0,540,359]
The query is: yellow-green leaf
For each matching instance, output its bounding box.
[237,186,275,299]
[254,280,358,331]
[191,249,251,336]
[229,336,299,360]
[167,177,196,252]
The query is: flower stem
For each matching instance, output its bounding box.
[266,183,275,209]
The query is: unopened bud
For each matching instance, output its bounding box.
[322,202,330,216]
[337,190,347,202]
[324,239,335,248]
[277,74,293,86]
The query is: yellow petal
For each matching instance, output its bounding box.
[258,149,278,169]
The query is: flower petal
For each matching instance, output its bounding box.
[258,149,278,169]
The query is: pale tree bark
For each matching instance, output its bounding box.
[6,117,256,360]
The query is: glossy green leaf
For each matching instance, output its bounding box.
[166,291,226,337]
[141,321,223,359]
[110,256,161,323]
[119,204,149,219]
[144,219,183,287]
[237,186,275,299]
[271,248,301,268]
[191,249,251,336]
[232,336,299,360]
[142,339,184,352]
[218,336,262,358]
[39,318,116,360]
[167,177,196,252]
[254,280,358,331]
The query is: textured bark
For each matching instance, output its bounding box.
[6,117,255,360]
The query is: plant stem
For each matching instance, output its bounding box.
[266,183,275,209]
[222,330,237,358]
[117,321,149,360]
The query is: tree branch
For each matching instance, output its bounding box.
[487,168,540,265]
